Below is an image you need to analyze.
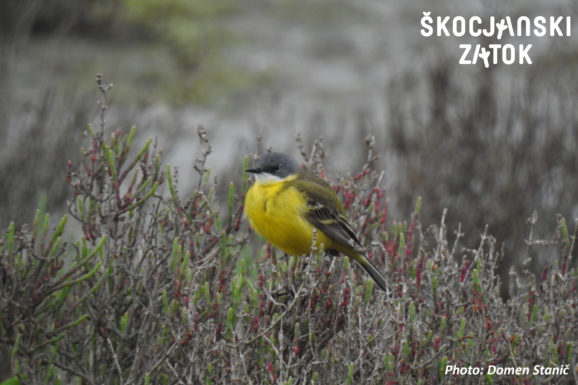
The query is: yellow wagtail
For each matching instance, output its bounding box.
[244,152,388,293]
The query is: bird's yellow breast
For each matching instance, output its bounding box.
[245,176,333,256]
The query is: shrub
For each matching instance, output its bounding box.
[0,81,576,384]
[386,62,578,299]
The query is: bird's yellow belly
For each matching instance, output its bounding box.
[245,181,332,255]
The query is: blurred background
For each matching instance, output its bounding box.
[1,0,577,297]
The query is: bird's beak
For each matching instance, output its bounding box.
[245,167,261,174]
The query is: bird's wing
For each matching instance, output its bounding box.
[292,172,364,253]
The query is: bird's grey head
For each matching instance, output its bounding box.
[246,152,301,180]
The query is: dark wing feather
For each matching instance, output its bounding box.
[290,171,389,294]
[291,171,364,253]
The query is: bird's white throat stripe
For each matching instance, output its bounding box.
[254,173,284,184]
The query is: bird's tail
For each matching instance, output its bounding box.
[349,253,389,294]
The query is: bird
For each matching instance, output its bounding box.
[244,152,388,293]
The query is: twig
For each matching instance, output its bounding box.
[107,337,123,385]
